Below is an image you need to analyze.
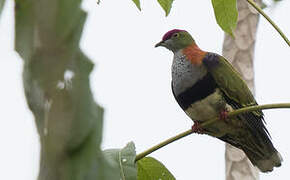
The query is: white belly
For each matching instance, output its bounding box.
[185,89,224,121]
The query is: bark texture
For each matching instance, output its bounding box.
[223,0,261,179]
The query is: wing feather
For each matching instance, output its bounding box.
[203,53,270,140]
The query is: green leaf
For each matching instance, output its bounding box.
[15,0,119,179]
[157,0,173,16]
[211,0,238,37]
[132,0,141,11]
[103,142,137,180]
[0,0,5,18]
[137,157,175,180]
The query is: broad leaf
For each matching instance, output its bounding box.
[137,157,175,180]
[211,0,238,37]
[157,0,173,16]
[103,142,137,180]
[15,0,117,179]
[132,0,141,11]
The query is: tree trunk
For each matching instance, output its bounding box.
[223,0,261,179]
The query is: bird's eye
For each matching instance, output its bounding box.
[172,33,179,38]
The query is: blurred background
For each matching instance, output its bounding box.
[0,0,289,179]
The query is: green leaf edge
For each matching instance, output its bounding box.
[157,0,173,16]
[211,0,238,38]
[103,142,137,180]
[137,156,175,180]
[132,0,141,11]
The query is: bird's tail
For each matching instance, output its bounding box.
[241,137,283,172]
[219,129,282,172]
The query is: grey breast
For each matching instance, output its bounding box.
[171,50,208,96]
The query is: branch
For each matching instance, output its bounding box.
[246,0,290,46]
[135,103,290,162]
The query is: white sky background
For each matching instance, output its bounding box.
[0,0,289,179]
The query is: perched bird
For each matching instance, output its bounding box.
[155,29,282,172]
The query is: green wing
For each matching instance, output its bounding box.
[203,53,273,148]
[203,53,263,117]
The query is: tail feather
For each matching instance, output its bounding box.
[236,113,282,172]
[219,130,282,173]
[243,146,283,172]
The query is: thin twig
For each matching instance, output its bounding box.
[135,103,290,162]
[246,0,290,46]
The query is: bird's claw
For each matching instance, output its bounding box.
[192,122,203,134]
[219,109,229,121]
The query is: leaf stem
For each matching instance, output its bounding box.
[135,103,290,162]
[246,0,290,46]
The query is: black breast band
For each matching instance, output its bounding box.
[175,73,218,110]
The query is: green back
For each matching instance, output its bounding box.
[207,55,263,117]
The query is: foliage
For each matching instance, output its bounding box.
[14,0,137,179]
[132,0,288,45]
[132,0,141,11]
[211,0,238,37]
[103,142,137,180]
[157,0,174,16]
[132,0,238,36]
[137,157,175,180]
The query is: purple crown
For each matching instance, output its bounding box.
[162,29,186,41]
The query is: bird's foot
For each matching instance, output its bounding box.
[191,121,203,134]
[219,109,229,122]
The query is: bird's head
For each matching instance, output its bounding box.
[155,29,195,52]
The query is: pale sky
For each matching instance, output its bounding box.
[0,0,289,179]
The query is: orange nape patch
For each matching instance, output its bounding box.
[182,44,207,65]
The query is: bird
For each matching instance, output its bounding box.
[155,29,282,172]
